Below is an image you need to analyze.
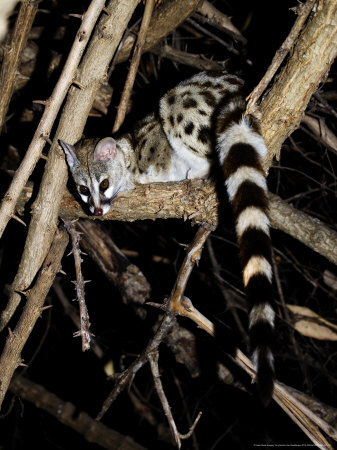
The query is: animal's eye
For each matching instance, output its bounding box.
[79,185,89,195]
[100,179,109,191]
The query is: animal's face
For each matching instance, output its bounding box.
[60,137,125,216]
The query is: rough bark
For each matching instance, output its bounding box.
[0,0,139,331]
[260,0,337,168]
[0,227,68,408]
[10,376,148,450]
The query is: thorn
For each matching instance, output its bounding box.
[58,269,67,276]
[83,280,91,284]
[33,99,48,106]
[16,289,29,297]
[11,214,26,226]
[8,327,14,338]
[41,134,53,145]
[102,7,110,15]
[19,361,28,367]
[40,305,53,312]
[72,79,84,89]
[68,13,82,19]
[40,154,48,160]
[146,301,167,311]
[67,250,74,257]
[73,330,82,338]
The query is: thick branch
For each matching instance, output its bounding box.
[1,0,139,332]
[0,0,38,132]
[115,0,203,65]
[0,0,106,239]
[0,227,69,409]
[260,0,337,167]
[55,179,337,267]
[10,375,147,450]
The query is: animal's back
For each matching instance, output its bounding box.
[161,70,275,404]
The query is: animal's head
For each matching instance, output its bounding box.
[60,137,126,216]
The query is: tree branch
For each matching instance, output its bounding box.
[0,0,39,132]
[53,179,337,267]
[0,227,69,409]
[0,0,106,239]
[0,0,139,332]
[259,0,337,167]
[9,375,148,450]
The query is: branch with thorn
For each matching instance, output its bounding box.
[63,219,91,351]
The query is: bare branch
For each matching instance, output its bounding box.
[148,350,181,448]
[63,220,91,352]
[260,0,337,167]
[9,375,148,450]
[0,227,69,409]
[75,220,151,314]
[115,0,203,65]
[196,1,245,42]
[53,278,104,359]
[0,0,107,239]
[0,0,140,332]
[0,0,38,131]
[112,0,156,133]
[246,0,316,115]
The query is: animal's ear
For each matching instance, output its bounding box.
[94,137,117,162]
[59,140,79,169]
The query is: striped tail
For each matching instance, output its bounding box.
[216,96,275,406]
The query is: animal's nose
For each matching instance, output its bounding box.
[94,207,103,216]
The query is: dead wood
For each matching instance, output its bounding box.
[9,375,148,450]
[0,0,139,332]
[259,0,337,167]
[0,226,68,408]
[76,219,151,314]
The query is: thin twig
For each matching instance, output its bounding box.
[196,1,245,43]
[96,312,176,421]
[53,278,104,359]
[148,350,181,448]
[63,220,91,351]
[112,0,155,133]
[148,350,202,448]
[168,227,214,334]
[186,17,240,56]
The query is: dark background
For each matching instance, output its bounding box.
[1,0,337,449]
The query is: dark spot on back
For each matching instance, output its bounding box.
[201,91,217,107]
[169,115,174,126]
[225,75,244,87]
[168,95,175,105]
[198,126,211,144]
[183,97,197,109]
[177,114,183,123]
[198,109,207,116]
[184,122,194,135]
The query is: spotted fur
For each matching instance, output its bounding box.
[60,70,275,403]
